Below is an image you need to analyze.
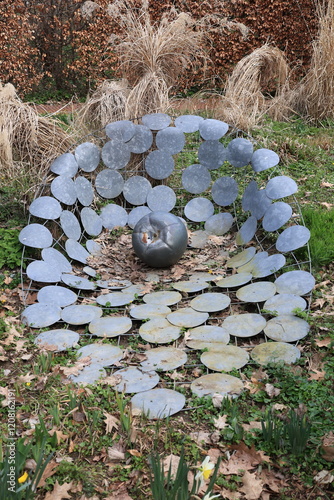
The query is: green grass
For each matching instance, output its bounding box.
[299,208,334,268]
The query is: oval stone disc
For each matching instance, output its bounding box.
[251,148,279,172]
[186,325,230,350]
[105,120,136,142]
[41,247,72,274]
[139,318,181,344]
[145,150,175,180]
[263,293,307,315]
[222,313,267,338]
[50,152,78,177]
[22,303,61,328]
[77,343,123,366]
[201,345,249,371]
[191,373,244,398]
[131,388,186,418]
[75,176,94,206]
[216,272,252,288]
[147,185,176,212]
[226,138,253,168]
[156,127,186,155]
[251,254,286,278]
[211,176,238,206]
[81,207,103,236]
[75,142,100,172]
[274,270,315,296]
[174,114,204,133]
[19,224,53,249]
[182,164,211,194]
[265,176,298,200]
[226,247,257,268]
[100,204,128,229]
[190,292,230,312]
[29,196,62,220]
[184,197,214,222]
[167,307,209,328]
[243,185,271,220]
[141,346,187,371]
[262,201,293,232]
[61,274,96,290]
[143,291,182,306]
[130,303,171,319]
[236,251,268,274]
[199,119,228,140]
[68,364,106,385]
[235,216,258,245]
[198,140,227,170]
[276,225,310,252]
[26,260,62,283]
[102,139,131,170]
[264,315,310,342]
[251,341,301,365]
[142,113,171,130]
[86,240,102,255]
[128,206,152,229]
[65,239,90,264]
[204,212,234,236]
[236,281,276,303]
[95,169,124,199]
[172,281,209,293]
[51,176,77,205]
[37,286,77,307]
[89,316,132,337]
[60,210,82,241]
[114,367,160,393]
[126,124,153,154]
[34,329,79,351]
[123,176,152,205]
[96,291,135,307]
[61,304,103,325]
[96,278,132,290]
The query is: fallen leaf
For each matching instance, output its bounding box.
[212,392,224,408]
[315,337,332,348]
[104,413,119,434]
[163,454,180,480]
[220,488,241,499]
[44,480,73,499]
[189,430,211,445]
[264,383,281,398]
[308,369,326,381]
[36,460,58,487]
[60,357,91,377]
[17,372,36,385]
[240,471,264,500]
[313,470,334,484]
[320,181,334,188]
[321,431,334,461]
[213,414,228,430]
[242,421,263,433]
[108,443,126,461]
[127,449,142,457]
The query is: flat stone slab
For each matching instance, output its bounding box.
[251,341,301,365]
[143,291,182,306]
[236,281,277,303]
[68,363,106,385]
[201,345,249,371]
[264,315,310,342]
[61,304,103,325]
[191,373,244,398]
[139,318,181,344]
[216,272,253,288]
[141,346,187,372]
[274,270,315,296]
[167,307,209,328]
[226,247,256,268]
[129,303,171,320]
[77,343,123,366]
[113,367,160,393]
[37,286,77,307]
[263,294,307,316]
[172,280,209,293]
[190,292,231,313]
[186,325,230,350]
[88,316,133,337]
[22,303,61,328]
[222,313,267,338]
[19,224,53,249]
[131,388,186,419]
[34,329,79,352]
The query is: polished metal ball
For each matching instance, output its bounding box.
[132,211,188,268]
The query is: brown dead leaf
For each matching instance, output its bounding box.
[104,413,119,434]
[36,460,58,487]
[171,265,186,280]
[320,181,334,188]
[59,356,91,377]
[242,421,263,433]
[220,488,241,499]
[213,414,228,430]
[315,337,332,348]
[321,431,334,461]
[240,471,264,500]
[264,383,281,398]
[127,449,142,457]
[44,480,73,499]
[189,430,211,446]
[17,372,36,385]
[108,442,126,461]
[308,369,326,381]
[163,454,180,480]
[105,486,134,499]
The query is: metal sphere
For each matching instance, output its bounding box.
[132,211,188,268]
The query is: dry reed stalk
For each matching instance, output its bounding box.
[293,0,334,121]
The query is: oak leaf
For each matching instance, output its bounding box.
[240,471,264,500]
[44,480,73,499]
[104,412,119,433]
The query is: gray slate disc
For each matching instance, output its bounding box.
[264,315,310,342]
[96,291,135,307]
[251,341,301,365]
[29,196,62,220]
[190,292,230,312]
[26,260,62,283]
[114,367,160,393]
[50,152,78,177]
[262,202,293,232]
[142,113,171,130]
[19,224,53,249]
[263,293,307,315]
[182,164,211,194]
[184,197,214,222]
[265,175,298,200]
[216,272,253,288]
[155,127,186,155]
[198,140,227,170]
[101,139,131,170]
[68,363,106,385]
[199,119,228,140]
[41,247,73,273]
[144,150,175,179]
[89,316,132,337]
[222,313,267,338]
[130,303,171,319]
[201,345,249,372]
[83,266,97,277]
[96,278,132,290]
[60,210,82,241]
[100,204,128,229]
[95,169,124,199]
[186,325,230,350]
[250,253,286,278]
[226,247,256,268]
[61,304,103,325]
[191,373,244,398]
[236,251,268,274]
[34,329,79,352]
[126,124,153,154]
[86,240,102,255]
[174,114,204,133]
[211,176,238,206]
[251,148,279,172]
[51,176,77,205]
[236,281,276,303]
[75,142,101,172]
[37,286,77,307]
[143,290,182,306]
[139,318,181,344]
[204,212,234,236]
[127,206,152,229]
[81,207,103,236]
[147,185,176,212]
[242,182,271,220]
[226,138,253,168]
[22,303,61,328]
[65,239,90,264]
[123,176,152,205]
[141,346,187,372]
[75,176,94,206]
[61,274,96,290]
[131,388,186,419]
[276,225,310,252]
[77,343,123,366]
[172,280,209,293]
[235,216,257,245]
[105,120,136,142]
[274,270,315,296]
[167,307,209,328]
